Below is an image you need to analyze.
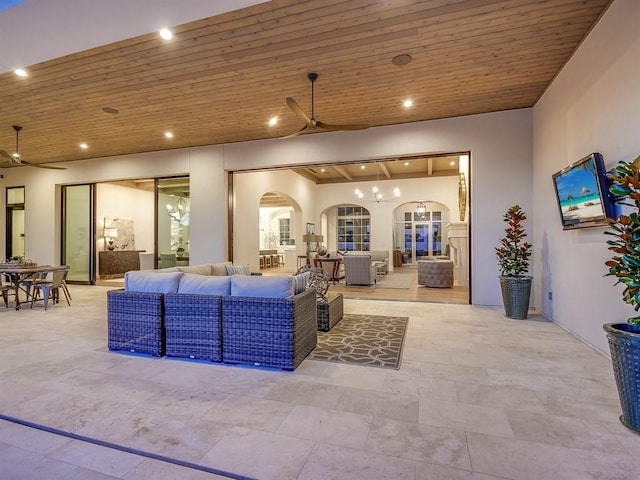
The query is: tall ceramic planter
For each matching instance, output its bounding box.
[603,323,640,434]
[499,276,532,319]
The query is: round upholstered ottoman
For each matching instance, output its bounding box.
[418,260,454,288]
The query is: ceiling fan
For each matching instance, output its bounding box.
[283,72,370,138]
[0,125,66,170]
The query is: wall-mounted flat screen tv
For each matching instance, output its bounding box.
[552,152,616,230]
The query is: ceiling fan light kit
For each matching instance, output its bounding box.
[283,72,370,138]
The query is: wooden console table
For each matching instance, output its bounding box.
[99,250,145,278]
[314,257,343,284]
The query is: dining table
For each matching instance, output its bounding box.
[0,264,69,310]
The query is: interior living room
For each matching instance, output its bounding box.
[1,1,640,479]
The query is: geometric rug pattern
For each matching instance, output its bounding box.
[309,314,408,369]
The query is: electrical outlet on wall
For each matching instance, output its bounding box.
[548,291,553,301]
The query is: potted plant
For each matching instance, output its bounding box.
[603,155,640,434]
[495,204,533,319]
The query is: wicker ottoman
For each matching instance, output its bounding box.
[418,260,454,288]
[317,292,344,331]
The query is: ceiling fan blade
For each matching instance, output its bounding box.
[316,120,370,131]
[286,97,312,125]
[0,149,17,163]
[281,124,310,139]
[22,160,67,170]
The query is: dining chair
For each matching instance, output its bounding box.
[61,268,72,301]
[1,274,14,308]
[160,253,177,269]
[30,268,71,310]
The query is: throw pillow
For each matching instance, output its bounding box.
[292,270,311,294]
[226,264,251,276]
[230,275,293,298]
[178,273,231,295]
[125,271,182,294]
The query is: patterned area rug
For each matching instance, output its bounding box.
[309,314,408,369]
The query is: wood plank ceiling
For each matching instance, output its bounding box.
[0,0,612,168]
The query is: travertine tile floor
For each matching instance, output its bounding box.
[1,286,639,479]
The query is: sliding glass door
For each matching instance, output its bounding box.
[157,177,190,268]
[5,187,25,260]
[62,184,95,283]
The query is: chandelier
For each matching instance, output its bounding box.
[416,201,427,218]
[166,196,190,225]
[354,162,400,203]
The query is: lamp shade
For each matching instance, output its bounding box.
[303,234,323,242]
[103,227,118,238]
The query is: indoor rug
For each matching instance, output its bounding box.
[309,313,408,369]
[339,272,415,289]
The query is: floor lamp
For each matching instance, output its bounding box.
[303,234,323,264]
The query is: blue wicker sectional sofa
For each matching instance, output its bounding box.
[107,264,317,371]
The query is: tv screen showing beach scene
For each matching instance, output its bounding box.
[552,153,613,230]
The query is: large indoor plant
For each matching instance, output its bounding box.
[603,155,640,434]
[495,204,533,319]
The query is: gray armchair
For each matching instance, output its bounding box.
[343,254,376,286]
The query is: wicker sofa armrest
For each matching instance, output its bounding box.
[107,289,165,356]
[221,288,317,370]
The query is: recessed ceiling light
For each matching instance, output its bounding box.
[14,68,27,77]
[164,131,174,139]
[159,28,173,40]
[102,106,119,114]
[392,54,412,66]
[361,165,366,170]
[320,168,326,173]
[79,143,88,149]
[404,161,410,166]
[403,99,413,108]
[450,161,456,166]
[268,116,278,126]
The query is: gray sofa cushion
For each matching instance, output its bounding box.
[211,261,233,276]
[230,275,293,298]
[125,271,183,293]
[177,264,212,276]
[178,273,231,295]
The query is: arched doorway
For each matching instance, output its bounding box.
[259,192,302,271]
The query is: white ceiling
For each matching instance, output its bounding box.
[0,0,267,74]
